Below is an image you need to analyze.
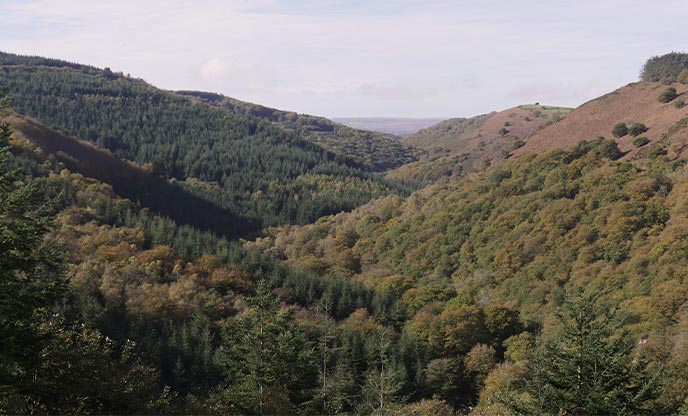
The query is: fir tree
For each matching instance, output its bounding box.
[213,280,317,415]
[516,290,660,415]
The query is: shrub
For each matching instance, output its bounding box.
[498,127,509,136]
[658,87,678,103]
[633,136,650,147]
[641,52,688,82]
[675,99,685,109]
[645,143,666,158]
[611,123,628,138]
[678,69,688,84]
[628,123,648,136]
[507,138,526,151]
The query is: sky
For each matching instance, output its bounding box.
[1,0,687,118]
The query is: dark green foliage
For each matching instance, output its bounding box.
[0,92,66,405]
[514,290,660,415]
[212,281,318,415]
[628,122,648,136]
[633,136,650,147]
[640,52,688,82]
[358,330,408,413]
[658,87,678,103]
[674,98,685,109]
[177,91,422,172]
[3,323,169,415]
[0,52,404,233]
[15,115,254,237]
[0,93,167,414]
[611,122,628,137]
[643,143,667,159]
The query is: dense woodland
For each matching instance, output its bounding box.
[176,91,422,172]
[0,52,413,234]
[252,136,688,414]
[2,52,688,415]
[641,52,688,82]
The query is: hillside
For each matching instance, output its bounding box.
[331,117,445,136]
[389,105,571,186]
[406,105,570,155]
[249,137,688,413]
[402,112,495,151]
[177,91,422,171]
[6,110,254,236]
[0,52,407,232]
[515,82,688,158]
[1,105,400,412]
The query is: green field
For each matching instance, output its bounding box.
[518,103,573,119]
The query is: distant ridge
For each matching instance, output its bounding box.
[331,117,446,137]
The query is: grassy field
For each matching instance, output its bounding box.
[518,104,573,119]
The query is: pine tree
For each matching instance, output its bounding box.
[315,301,357,414]
[359,329,407,414]
[516,290,660,415]
[213,280,317,415]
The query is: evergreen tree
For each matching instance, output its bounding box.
[359,329,407,414]
[0,91,66,409]
[515,290,660,415]
[213,281,317,415]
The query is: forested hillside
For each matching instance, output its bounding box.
[0,52,409,234]
[251,137,688,414]
[5,110,254,236]
[177,91,422,171]
[0,94,436,414]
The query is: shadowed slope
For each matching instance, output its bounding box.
[9,111,254,238]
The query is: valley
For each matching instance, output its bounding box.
[1,50,688,415]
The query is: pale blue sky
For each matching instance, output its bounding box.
[1,0,686,117]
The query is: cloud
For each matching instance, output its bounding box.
[199,59,234,81]
[197,59,280,94]
[1,0,687,117]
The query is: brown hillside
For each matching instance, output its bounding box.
[388,105,570,185]
[515,82,688,158]
[7,111,251,236]
[443,105,570,157]
[402,113,494,151]
[404,105,569,156]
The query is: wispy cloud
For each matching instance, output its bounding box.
[0,0,686,117]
